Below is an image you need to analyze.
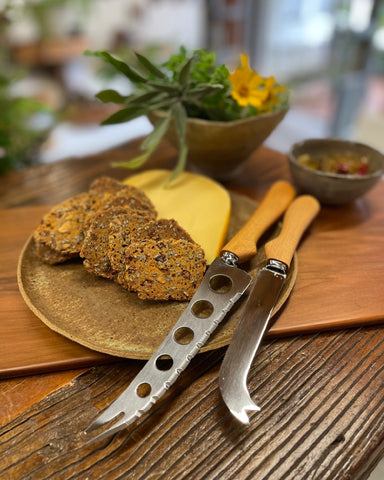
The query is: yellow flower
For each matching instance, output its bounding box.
[229,54,268,108]
[261,76,287,110]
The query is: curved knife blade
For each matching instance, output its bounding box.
[219,261,286,423]
[219,195,320,424]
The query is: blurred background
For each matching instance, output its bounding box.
[1,0,384,174]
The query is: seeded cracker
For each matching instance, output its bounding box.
[33,192,91,264]
[118,239,206,301]
[111,218,195,276]
[81,207,152,279]
[114,219,206,300]
[108,211,154,273]
[84,176,156,231]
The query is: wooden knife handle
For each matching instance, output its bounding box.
[264,195,320,267]
[222,181,296,263]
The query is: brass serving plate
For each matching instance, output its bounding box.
[17,193,297,360]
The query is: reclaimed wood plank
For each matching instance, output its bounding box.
[1,329,384,479]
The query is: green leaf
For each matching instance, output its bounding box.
[135,52,167,79]
[111,152,150,169]
[85,50,147,83]
[179,55,195,88]
[172,102,187,140]
[101,98,176,125]
[109,110,173,172]
[140,112,171,150]
[165,102,188,183]
[100,106,146,124]
[166,140,188,185]
[124,90,167,106]
[186,84,224,98]
[147,99,178,112]
[96,89,129,104]
[146,81,181,94]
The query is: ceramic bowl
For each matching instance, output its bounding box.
[288,138,384,205]
[149,109,288,180]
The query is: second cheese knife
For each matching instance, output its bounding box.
[219,195,320,424]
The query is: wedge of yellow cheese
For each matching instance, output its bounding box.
[124,169,231,264]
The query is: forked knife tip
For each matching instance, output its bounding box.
[228,403,261,425]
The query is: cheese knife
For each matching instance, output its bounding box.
[84,180,296,442]
[219,194,320,424]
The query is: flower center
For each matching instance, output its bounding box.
[238,84,250,98]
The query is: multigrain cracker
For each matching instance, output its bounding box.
[83,191,156,232]
[117,239,206,301]
[111,218,196,281]
[80,207,132,279]
[113,218,206,300]
[33,192,91,264]
[88,176,126,199]
[85,176,156,230]
[129,218,194,243]
[108,211,153,273]
[81,206,154,279]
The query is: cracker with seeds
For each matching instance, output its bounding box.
[110,218,193,275]
[114,218,206,300]
[107,211,154,273]
[118,238,206,301]
[81,207,152,279]
[33,175,207,302]
[33,192,91,264]
[80,207,129,279]
[84,176,156,231]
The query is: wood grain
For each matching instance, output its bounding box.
[1,141,384,480]
[1,328,384,479]
[0,369,85,427]
[222,180,295,262]
[264,194,320,267]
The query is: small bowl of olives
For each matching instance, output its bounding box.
[288,138,384,205]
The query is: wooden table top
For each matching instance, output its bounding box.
[1,138,384,480]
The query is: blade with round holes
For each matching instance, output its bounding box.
[84,256,251,442]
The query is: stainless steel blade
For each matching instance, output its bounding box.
[218,194,320,424]
[219,259,287,423]
[85,255,251,442]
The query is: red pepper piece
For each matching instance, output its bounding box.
[336,163,349,174]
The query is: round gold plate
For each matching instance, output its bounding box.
[17,193,297,359]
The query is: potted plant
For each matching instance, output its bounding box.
[87,47,289,181]
[0,72,51,174]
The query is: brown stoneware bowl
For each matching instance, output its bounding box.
[288,138,384,205]
[149,108,288,180]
